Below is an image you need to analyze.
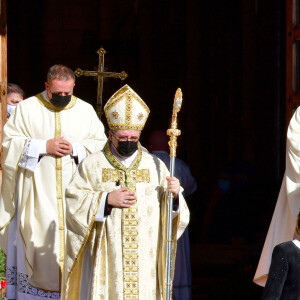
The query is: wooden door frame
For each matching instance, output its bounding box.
[0,0,7,173]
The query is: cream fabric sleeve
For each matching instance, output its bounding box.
[18,138,47,172]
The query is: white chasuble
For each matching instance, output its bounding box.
[63,141,190,300]
[0,92,106,299]
[254,107,300,286]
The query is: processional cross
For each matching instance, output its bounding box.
[75,47,128,119]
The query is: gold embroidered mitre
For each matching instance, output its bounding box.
[104,84,150,131]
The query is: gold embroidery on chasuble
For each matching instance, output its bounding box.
[103,142,150,299]
[36,93,77,283]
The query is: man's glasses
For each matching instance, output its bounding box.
[112,134,139,143]
[49,88,72,96]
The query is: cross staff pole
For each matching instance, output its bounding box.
[75,47,128,119]
[166,88,183,300]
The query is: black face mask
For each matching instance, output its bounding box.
[116,141,138,157]
[50,94,72,108]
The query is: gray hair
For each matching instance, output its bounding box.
[110,130,141,135]
[47,64,75,82]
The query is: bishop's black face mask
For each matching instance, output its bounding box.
[116,141,138,157]
[50,94,72,108]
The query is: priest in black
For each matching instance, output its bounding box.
[262,214,300,300]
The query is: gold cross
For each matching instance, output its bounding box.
[75,47,128,119]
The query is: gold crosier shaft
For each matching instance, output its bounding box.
[166,88,182,300]
[75,47,128,119]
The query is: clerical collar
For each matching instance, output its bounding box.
[103,141,142,173]
[110,143,138,168]
[42,90,51,103]
[293,239,300,249]
[36,91,77,111]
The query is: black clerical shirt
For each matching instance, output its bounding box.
[262,241,300,300]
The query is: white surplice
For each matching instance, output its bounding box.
[0,91,107,299]
[254,107,300,286]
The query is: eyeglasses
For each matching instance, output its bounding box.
[112,133,139,143]
[49,88,72,96]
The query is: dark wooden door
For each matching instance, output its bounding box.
[286,0,300,126]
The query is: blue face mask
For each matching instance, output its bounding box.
[218,179,230,192]
[7,104,17,116]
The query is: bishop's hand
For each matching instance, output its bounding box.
[107,187,136,208]
[46,137,73,157]
[166,176,180,198]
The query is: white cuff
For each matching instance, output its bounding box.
[18,139,47,172]
[95,192,108,222]
[28,139,47,157]
[71,142,87,164]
